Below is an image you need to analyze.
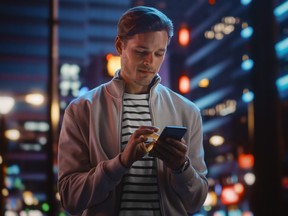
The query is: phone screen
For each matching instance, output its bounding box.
[158,126,187,141]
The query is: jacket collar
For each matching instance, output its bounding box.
[105,69,161,99]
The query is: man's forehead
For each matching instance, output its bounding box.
[127,31,168,47]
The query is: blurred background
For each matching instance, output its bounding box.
[0,0,287,215]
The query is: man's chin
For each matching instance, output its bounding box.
[136,78,153,87]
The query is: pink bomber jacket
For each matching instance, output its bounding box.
[57,71,208,216]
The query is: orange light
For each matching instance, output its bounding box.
[106,53,113,61]
[178,26,190,47]
[242,211,254,216]
[178,75,190,94]
[198,78,209,88]
[106,53,121,77]
[234,183,244,195]
[203,191,218,206]
[238,153,254,169]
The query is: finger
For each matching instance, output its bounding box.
[152,147,174,166]
[138,142,148,153]
[153,144,187,170]
[133,128,159,140]
[136,135,155,152]
[143,141,156,152]
[155,139,187,156]
[138,125,160,132]
[146,132,159,141]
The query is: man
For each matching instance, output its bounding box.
[58,6,208,216]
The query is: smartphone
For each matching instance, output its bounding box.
[148,126,187,157]
[158,126,187,141]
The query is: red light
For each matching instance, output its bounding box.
[178,75,190,94]
[221,183,245,205]
[209,0,216,5]
[178,26,190,47]
[282,176,288,189]
[221,185,240,205]
[238,153,254,169]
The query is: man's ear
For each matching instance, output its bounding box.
[115,36,123,55]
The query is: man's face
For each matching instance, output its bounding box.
[116,30,169,94]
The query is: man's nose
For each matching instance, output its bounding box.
[143,53,153,65]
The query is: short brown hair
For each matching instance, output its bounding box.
[117,6,174,43]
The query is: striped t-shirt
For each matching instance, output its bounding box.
[119,93,162,216]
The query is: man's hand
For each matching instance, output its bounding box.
[120,126,159,168]
[152,138,187,170]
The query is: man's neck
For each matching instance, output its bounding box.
[124,85,149,94]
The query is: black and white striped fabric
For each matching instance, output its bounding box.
[119,93,162,216]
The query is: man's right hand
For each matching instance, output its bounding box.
[120,126,159,168]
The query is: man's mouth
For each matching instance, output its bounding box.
[138,68,154,74]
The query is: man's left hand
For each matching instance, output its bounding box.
[152,138,187,170]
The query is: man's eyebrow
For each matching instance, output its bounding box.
[134,45,150,49]
[135,46,167,52]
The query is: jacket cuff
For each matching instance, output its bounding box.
[103,154,129,182]
[172,162,196,184]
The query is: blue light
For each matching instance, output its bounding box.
[276,74,288,91]
[274,1,288,17]
[241,26,253,39]
[214,210,226,216]
[241,59,254,71]
[228,209,242,216]
[275,37,288,58]
[7,164,20,175]
[78,86,89,96]
[241,0,252,6]
[242,91,254,103]
[6,177,13,189]
[215,183,222,195]
[195,86,233,109]
[203,116,231,133]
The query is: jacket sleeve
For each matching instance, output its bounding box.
[170,109,208,214]
[57,107,128,215]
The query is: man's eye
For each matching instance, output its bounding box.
[156,52,164,57]
[136,50,146,55]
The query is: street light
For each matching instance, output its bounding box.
[25,93,45,106]
[0,96,15,115]
[0,95,15,215]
